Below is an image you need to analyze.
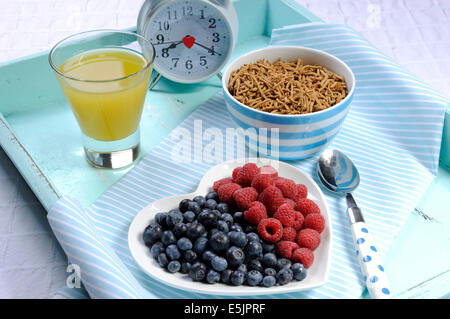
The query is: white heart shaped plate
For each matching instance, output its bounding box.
[128,158,332,296]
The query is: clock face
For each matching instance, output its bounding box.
[146,0,233,83]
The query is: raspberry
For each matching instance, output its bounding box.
[295,184,308,200]
[282,198,297,210]
[296,229,321,250]
[232,167,241,182]
[244,202,268,225]
[273,203,295,227]
[217,183,241,205]
[292,248,314,268]
[293,211,304,230]
[281,227,297,241]
[304,214,325,233]
[251,173,275,193]
[258,186,284,215]
[275,178,298,200]
[213,177,233,192]
[257,218,283,243]
[276,241,299,259]
[296,198,321,216]
[235,163,260,187]
[259,165,278,179]
[233,187,258,210]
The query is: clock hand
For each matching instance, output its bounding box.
[194,42,222,56]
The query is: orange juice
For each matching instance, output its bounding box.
[58,48,152,141]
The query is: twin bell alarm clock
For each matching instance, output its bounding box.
[137,0,238,87]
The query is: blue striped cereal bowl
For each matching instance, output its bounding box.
[222,46,355,160]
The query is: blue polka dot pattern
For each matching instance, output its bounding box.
[363,275,367,282]
[370,246,377,252]
[382,288,390,295]
[370,276,378,283]
[362,255,372,262]
[378,265,384,272]
[356,250,359,256]
[361,228,368,233]
[356,238,365,244]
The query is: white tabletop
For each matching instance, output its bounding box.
[0,0,448,298]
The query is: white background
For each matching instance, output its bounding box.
[0,0,449,298]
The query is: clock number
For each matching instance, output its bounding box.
[183,6,193,16]
[156,34,164,44]
[199,9,205,19]
[200,56,207,66]
[171,58,179,68]
[208,18,216,28]
[212,32,220,43]
[158,21,170,31]
[167,10,177,20]
[185,59,193,70]
[161,48,169,58]
[208,46,216,56]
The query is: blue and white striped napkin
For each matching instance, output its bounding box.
[48,23,449,299]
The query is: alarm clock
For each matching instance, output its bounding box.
[137,0,238,86]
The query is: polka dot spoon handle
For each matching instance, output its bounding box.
[351,222,391,299]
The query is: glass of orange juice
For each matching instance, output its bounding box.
[49,30,155,169]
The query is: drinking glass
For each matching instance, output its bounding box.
[49,30,155,169]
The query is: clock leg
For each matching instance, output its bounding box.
[149,72,162,91]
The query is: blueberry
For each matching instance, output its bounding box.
[209,232,230,253]
[211,209,221,218]
[247,270,263,286]
[202,250,216,264]
[177,237,193,251]
[161,230,177,246]
[179,199,191,213]
[173,223,187,238]
[189,262,207,282]
[262,253,278,268]
[150,242,164,259]
[230,223,243,232]
[166,244,181,260]
[143,223,162,247]
[210,228,221,237]
[216,220,229,233]
[211,256,228,272]
[237,264,247,274]
[193,237,209,254]
[221,269,233,284]
[157,253,169,268]
[226,246,245,268]
[216,203,229,214]
[193,195,206,208]
[155,212,168,228]
[206,270,221,284]
[245,225,257,234]
[229,231,248,248]
[247,259,264,273]
[277,258,292,270]
[206,191,219,202]
[245,240,263,259]
[183,211,195,223]
[291,263,307,281]
[183,249,197,263]
[186,223,206,240]
[167,260,181,273]
[261,242,275,253]
[276,268,293,285]
[220,213,234,226]
[233,211,244,223]
[230,270,246,286]
[246,232,260,243]
[181,262,191,274]
[204,199,217,210]
[263,275,276,287]
[166,210,183,229]
[188,201,201,215]
[198,211,218,229]
[264,268,277,277]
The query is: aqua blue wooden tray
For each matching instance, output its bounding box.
[0,0,449,298]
